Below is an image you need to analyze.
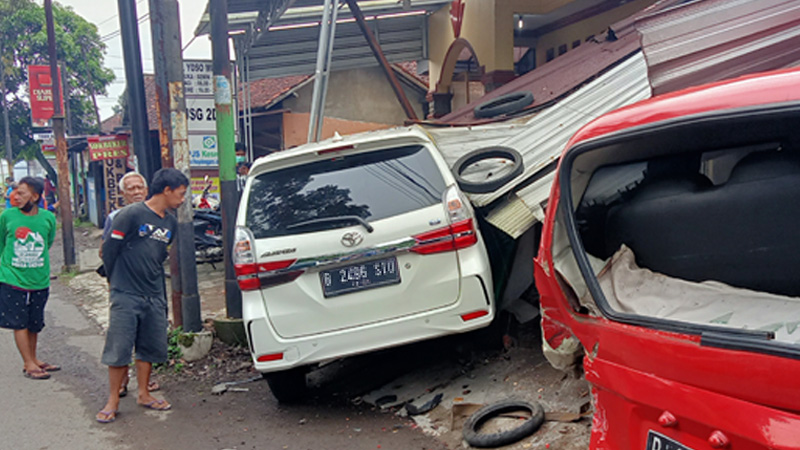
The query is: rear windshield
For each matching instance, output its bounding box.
[246,145,447,238]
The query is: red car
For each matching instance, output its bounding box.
[535,68,800,449]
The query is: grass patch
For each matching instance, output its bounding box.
[58,269,79,281]
[154,327,185,373]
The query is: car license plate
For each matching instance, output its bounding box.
[646,431,695,450]
[320,256,401,297]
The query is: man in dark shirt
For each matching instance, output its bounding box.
[96,168,188,424]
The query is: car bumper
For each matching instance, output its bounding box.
[243,275,493,373]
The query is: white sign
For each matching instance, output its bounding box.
[33,131,53,141]
[189,134,218,167]
[186,97,218,133]
[183,61,214,97]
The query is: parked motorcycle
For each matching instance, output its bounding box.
[194,207,223,267]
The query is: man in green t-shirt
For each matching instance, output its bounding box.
[0,176,57,380]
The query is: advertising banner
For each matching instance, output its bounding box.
[88,135,130,162]
[103,158,127,214]
[184,60,236,169]
[28,65,64,128]
[191,176,220,202]
[189,134,218,167]
[41,141,56,159]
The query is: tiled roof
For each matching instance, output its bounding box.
[394,61,429,88]
[242,74,311,110]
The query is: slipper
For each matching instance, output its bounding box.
[138,399,171,411]
[96,410,117,424]
[40,363,61,372]
[23,369,51,380]
[148,380,160,392]
[119,385,128,398]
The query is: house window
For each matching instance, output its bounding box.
[558,44,567,56]
[572,40,581,49]
[546,48,555,62]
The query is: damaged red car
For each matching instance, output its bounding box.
[535,67,800,449]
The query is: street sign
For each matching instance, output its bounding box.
[28,65,64,128]
[33,131,54,141]
[184,59,237,168]
[88,135,130,162]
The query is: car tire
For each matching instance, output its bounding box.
[264,367,308,404]
[453,146,524,194]
[462,399,545,448]
[473,91,534,118]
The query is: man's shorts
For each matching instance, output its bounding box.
[0,283,49,333]
[101,290,168,367]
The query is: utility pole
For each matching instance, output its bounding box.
[150,0,202,332]
[44,0,76,269]
[211,0,242,319]
[118,0,158,182]
[1,52,11,180]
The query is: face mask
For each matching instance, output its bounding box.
[236,155,246,164]
[20,201,35,213]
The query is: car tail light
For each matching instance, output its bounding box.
[411,186,478,255]
[461,310,489,321]
[256,352,284,362]
[233,227,305,291]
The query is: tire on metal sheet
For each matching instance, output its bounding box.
[462,399,545,448]
[473,91,534,118]
[263,367,308,404]
[453,146,524,194]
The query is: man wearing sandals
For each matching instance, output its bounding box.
[0,177,58,380]
[100,171,159,396]
[97,168,188,423]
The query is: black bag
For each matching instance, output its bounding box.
[96,264,107,278]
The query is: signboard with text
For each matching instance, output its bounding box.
[28,65,64,128]
[104,158,127,214]
[191,176,220,202]
[88,135,130,162]
[184,60,236,168]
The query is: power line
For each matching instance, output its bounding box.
[94,0,147,29]
[100,11,150,42]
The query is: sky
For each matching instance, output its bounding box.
[52,0,213,121]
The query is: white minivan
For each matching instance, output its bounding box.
[235,127,494,402]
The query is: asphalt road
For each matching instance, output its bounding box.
[0,279,445,450]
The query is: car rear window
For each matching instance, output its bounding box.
[246,145,447,239]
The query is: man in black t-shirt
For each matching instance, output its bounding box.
[96,168,188,424]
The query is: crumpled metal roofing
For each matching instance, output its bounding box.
[636,0,800,95]
[424,52,651,238]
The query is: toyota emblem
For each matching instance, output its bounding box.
[341,231,363,247]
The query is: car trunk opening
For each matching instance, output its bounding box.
[555,104,800,356]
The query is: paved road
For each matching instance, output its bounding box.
[0,280,445,450]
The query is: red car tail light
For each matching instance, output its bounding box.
[233,227,304,290]
[411,218,478,254]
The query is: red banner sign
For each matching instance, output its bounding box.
[41,142,56,159]
[88,135,130,162]
[28,65,64,128]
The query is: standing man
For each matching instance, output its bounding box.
[100,171,159,397]
[97,168,188,423]
[0,177,58,380]
[4,177,15,209]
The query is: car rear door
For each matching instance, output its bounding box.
[245,145,462,338]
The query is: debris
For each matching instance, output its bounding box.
[405,393,443,416]
[211,375,262,395]
[375,394,398,408]
[299,418,307,425]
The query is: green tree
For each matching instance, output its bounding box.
[0,0,114,175]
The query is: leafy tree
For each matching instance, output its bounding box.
[0,0,114,174]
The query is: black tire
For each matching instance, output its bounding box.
[453,146,524,194]
[473,91,534,118]
[462,400,545,448]
[264,367,308,404]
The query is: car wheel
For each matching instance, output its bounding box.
[453,146,524,194]
[462,399,545,448]
[473,91,534,118]
[263,367,308,403]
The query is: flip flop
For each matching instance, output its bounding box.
[119,385,128,398]
[23,369,51,380]
[96,410,117,424]
[148,380,160,392]
[39,363,61,372]
[138,399,171,411]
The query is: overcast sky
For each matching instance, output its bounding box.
[52,0,212,121]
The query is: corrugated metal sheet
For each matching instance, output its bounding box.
[427,51,650,213]
[248,15,428,79]
[636,0,800,95]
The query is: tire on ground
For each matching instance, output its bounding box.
[453,146,524,194]
[473,91,534,118]
[264,367,308,404]
[462,399,545,448]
